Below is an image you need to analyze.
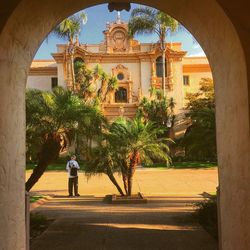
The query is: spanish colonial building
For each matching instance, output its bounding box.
[27,16,212,121]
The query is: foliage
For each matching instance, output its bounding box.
[53,12,87,91]
[25,87,93,191]
[86,117,173,196]
[77,104,107,160]
[128,7,180,94]
[136,93,175,131]
[143,161,217,169]
[53,12,87,43]
[182,78,216,161]
[128,7,179,44]
[30,195,44,203]
[74,61,118,102]
[194,195,218,240]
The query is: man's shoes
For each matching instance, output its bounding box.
[75,194,80,197]
[68,194,73,197]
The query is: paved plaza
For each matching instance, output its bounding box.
[26,168,218,197]
[28,169,218,250]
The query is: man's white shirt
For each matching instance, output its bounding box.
[66,160,80,178]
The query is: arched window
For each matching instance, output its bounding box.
[156,56,167,77]
[115,87,128,103]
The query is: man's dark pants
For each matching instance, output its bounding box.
[68,176,78,196]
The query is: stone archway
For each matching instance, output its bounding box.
[0,1,249,249]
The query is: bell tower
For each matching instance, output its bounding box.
[102,12,131,53]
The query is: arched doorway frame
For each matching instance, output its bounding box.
[0,1,249,249]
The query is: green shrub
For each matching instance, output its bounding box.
[194,195,218,240]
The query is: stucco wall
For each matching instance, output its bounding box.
[171,60,185,112]
[183,72,213,101]
[140,61,152,98]
[27,75,56,91]
[57,63,66,88]
[87,62,142,97]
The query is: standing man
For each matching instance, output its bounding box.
[66,155,80,197]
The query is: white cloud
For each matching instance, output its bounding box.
[192,43,201,49]
[187,51,206,57]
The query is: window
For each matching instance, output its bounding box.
[117,72,124,81]
[156,56,167,77]
[115,87,128,103]
[183,75,190,86]
[51,77,58,89]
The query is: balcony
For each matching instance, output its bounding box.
[151,76,173,91]
[102,103,138,120]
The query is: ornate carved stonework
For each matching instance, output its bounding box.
[112,64,133,103]
[112,64,130,81]
[112,29,127,52]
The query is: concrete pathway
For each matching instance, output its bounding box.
[31,196,218,250]
[27,168,218,196]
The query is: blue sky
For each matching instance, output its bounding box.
[34,3,205,59]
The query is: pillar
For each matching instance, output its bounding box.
[0,60,26,249]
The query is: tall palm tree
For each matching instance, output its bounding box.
[109,118,172,195]
[25,87,91,191]
[53,12,87,91]
[128,7,179,96]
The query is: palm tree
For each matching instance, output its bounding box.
[128,7,179,96]
[85,145,125,196]
[53,12,87,91]
[109,117,172,195]
[77,104,107,160]
[25,87,91,191]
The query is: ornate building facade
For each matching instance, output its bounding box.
[27,16,212,121]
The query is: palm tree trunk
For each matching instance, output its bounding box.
[26,133,61,191]
[70,54,75,92]
[162,50,166,97]
[127,166,136,196]
[122,171,128,195]
[25,160,49,192]
[106,167,124,196]
[127,151,139,196]
[120,160,128,195]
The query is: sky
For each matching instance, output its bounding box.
[34,3,206,59]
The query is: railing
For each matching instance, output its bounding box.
[102,103,138,120]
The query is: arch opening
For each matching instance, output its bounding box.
[0,1,249,250]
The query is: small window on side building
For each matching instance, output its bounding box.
[183,75,190,86]
[51,77,58,89]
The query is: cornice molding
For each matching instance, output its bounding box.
[183,64,211,73]
[29,67,57,76]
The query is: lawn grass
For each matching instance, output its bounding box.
[143,161,217,169]
[172,161,217,169]
[30,195,44,203]
[27,163,86,171]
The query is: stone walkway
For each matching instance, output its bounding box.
[31,196,218,250]
[27,168,218,196]
[29,169,218,249]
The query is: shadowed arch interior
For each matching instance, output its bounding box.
[0,1,249,250]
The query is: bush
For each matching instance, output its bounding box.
[194,195,218,240]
